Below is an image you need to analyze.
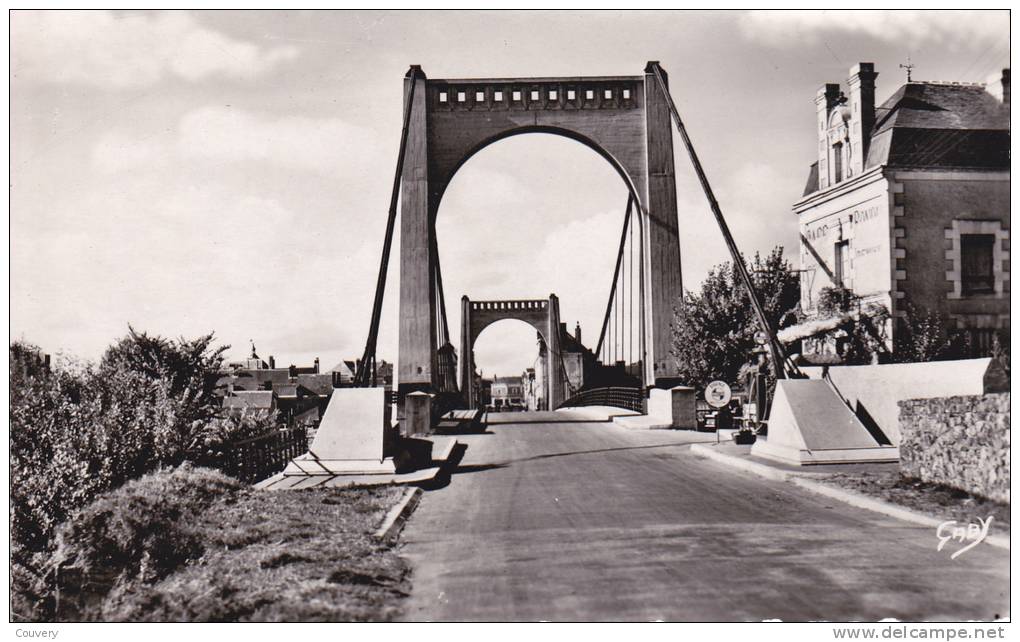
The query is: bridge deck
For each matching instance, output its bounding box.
[399,411,1008,622]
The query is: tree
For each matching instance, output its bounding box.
[670,246,800,391]
[892,303,975,363]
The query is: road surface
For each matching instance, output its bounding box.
[399,411,1009,622]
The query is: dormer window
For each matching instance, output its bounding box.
[827,105,851,185]
[832,142,844,183]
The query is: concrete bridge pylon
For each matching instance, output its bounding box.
[398,63,684,399]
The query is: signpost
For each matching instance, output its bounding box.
[705,380,732,408]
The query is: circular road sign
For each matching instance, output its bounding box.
[754,330,769,346]
[705,380,732,408]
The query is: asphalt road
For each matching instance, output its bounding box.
[399,411,1009,622]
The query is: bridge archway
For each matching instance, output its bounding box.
[398,63,683,398]
[459,295,565,409]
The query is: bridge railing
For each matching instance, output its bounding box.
[557,386,645,413]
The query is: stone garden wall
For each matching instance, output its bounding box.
[898,393,1010,503]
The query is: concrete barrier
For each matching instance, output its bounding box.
[751,379,899,465]
[282,387,396,475]
[614,386,696,430]
[801,358,1007,445]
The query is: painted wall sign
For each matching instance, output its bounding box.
[804,204,882,241]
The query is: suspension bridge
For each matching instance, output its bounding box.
[353,61,793,423]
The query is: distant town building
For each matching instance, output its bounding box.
[490,375,524,410]
[533,322,594,405]
[523,367,540,411]
[330,358,394,387]
[796,63,1009,359]
[330,360,357,385]
[10,344,50,379]
[476,376,493,408]
[219,343,332,425]
[222,389,277,413]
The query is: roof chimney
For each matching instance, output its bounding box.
[314,357,320,374]
[986,68,1010,104]
[574,322,582,345]
[815,83,841,191]
[847,62,878,177]
[268,355,275,369]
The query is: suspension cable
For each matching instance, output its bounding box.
[595,193,634,359]
[649,62,793,379]
[433,231,451,346]
[618,255,624,363]
[355,70,419,386]
[629,209,634,369]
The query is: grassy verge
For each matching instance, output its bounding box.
[814,471,1010,535]
[30,466,411,622]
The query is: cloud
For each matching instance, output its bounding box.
[90,131,167,173]
[10,174,379,366]
[178,107,379,175]
[11,10,298,88]
[91,106,380,177]
[739,10,1007,49]
[617,160,804,298]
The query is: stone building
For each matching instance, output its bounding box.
[490,375,524,410]
[795,63,1010,359]
[533,322,592,404]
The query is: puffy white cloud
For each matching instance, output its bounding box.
[90,131,167,173]
[9,174,379,365]
[675,161,802,291]
[739,10,1007,49]
[11,10,298,88]
[91,106,380,177]
[177,106,379,175]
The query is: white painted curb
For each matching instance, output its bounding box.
[374,486,423,541]
[691,443,792,482]
[691,444,1009,551]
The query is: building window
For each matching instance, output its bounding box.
[960,234,996,294]
[832,142,844,184]
[945,219,1008,300]
[834,240,850,287]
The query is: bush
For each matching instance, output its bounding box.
[28,466,243,621]
[816,285,857,317]
[892,303,973,363]
[10,332,274,620]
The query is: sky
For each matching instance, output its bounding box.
[10,9,1010,377]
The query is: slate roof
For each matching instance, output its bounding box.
[867,82,1009,170]
[872,83,1008,133]
[223,390,275,410]
[296,373,334,396]
[803,162,819,197]
[804,80,1009,196]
